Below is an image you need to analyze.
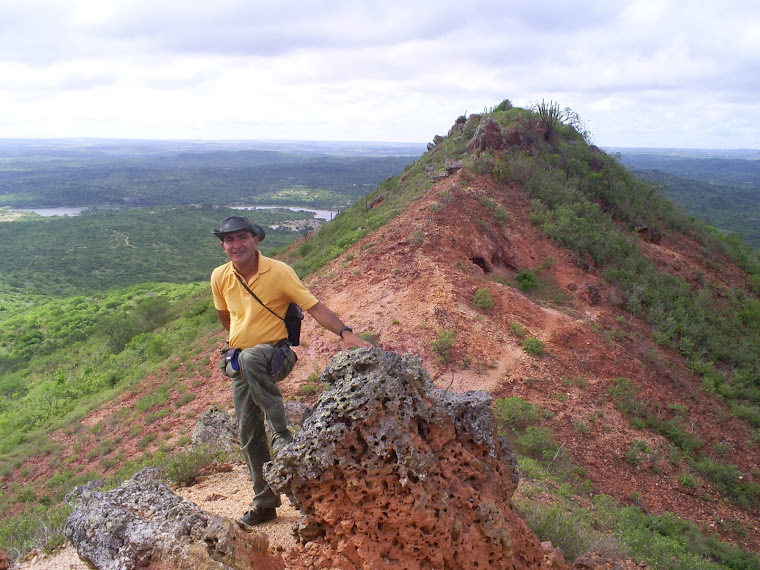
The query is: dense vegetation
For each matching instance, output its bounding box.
[0,205,316,298]
[0,142,422,562]
[617,152,760,247]
[0,143,416,208]
[1,114,759,566]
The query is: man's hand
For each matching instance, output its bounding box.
[341,329,373,349]
[307,302,374,348]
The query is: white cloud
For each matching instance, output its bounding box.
[0,0,758,147]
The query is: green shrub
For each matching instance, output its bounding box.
[515,268,540,291]
[691,458,760,507]
[298,373,323,397]
[650,418,703,455]
[608,377,646,418]
[0,503,71,564]
[572,420,591,435]
[472,287,494,311]
[137,433,157,450]
[731,402,760,428]
[174,392,196,408]
[679,472,699,489]
[614,507,760,569]
[430,329,456,363]
[493,397,544,431]
[748,274,760,295]
[158,446,231,486]
[494,99,513,112]
[517,426,561,462]
[358,331,380,345]
[146,408,170,424]
[624,440,651,466]
[522,337,546,356]
[517,502,603,561]
[509,321,527,338]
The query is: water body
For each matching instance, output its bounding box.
[232,205,339,221]
[9,206,88,216]
[10,205,339,220]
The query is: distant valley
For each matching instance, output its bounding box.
[614,148,760,247]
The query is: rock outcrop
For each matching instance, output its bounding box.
[467,117,504,152]
[267,348,563,569]
[64,468,284,570]
[191,405,240,454]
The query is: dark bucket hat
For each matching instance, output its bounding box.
[212,216,266,241]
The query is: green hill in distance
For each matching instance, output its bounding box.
[0,139,422,209]
[615,149,760,247]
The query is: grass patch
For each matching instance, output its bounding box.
[472,287,494,311]
[158,445,236,487]
[522,337,546,357]
[430,329,456,364]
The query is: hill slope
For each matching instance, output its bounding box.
[8,104,760,568]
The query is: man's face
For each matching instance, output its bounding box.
[220,231,258,265]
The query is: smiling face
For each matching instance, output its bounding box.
[220,230,259,269]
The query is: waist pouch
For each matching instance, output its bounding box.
[225,347,241,372]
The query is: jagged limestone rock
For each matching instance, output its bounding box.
[64,468,284,570]
[266,348,562,569]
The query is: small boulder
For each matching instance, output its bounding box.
[65,468,285,570]
[191,405,239,454]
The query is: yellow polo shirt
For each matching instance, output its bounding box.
[211,252,318,349]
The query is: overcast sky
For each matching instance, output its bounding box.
[1,0,758,149]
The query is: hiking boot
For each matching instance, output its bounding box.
[239,507,277,526]
[271,430,293,456]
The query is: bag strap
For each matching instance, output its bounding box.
[234,273,284,322]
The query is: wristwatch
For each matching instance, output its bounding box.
[339,325,353,338]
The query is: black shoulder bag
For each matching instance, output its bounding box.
[234,274,303,346]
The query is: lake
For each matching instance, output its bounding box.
[10,205,340,220]
[9,207,88,216]
[231,205,340,221]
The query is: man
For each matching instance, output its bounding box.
[210,215,371,526]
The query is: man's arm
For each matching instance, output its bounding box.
[307,302,372,348]
[217,309,231,332]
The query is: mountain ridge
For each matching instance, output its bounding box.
[7,104,760,568]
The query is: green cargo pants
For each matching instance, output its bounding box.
[224,342,297,509]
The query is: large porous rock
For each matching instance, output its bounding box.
[64,467,284,570]
[266,348,563,570]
